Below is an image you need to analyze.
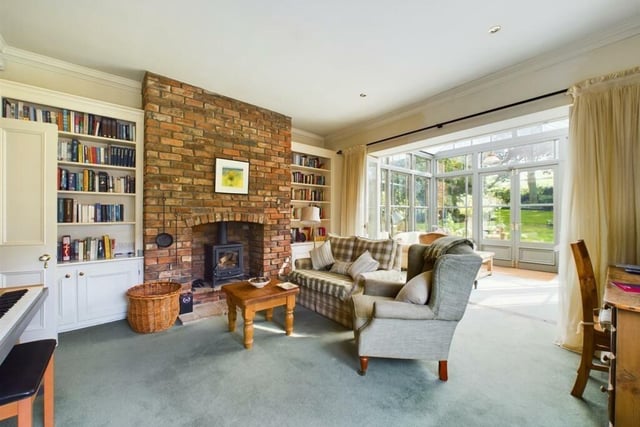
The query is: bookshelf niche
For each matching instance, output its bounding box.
[0,79,145,333]
[290,142,336,267]
[1,79,145,332]
[2,94,142,265]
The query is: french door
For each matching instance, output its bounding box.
[480,166,557,271]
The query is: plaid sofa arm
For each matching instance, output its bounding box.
[295,257,313,270]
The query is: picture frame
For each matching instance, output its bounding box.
[215,158,249,194]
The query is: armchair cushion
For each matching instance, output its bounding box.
[348,250,379,279]
[309,240,335,270]
[395,270,432,305]
[374,300,437,320]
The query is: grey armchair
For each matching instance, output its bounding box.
[351,242,481,379]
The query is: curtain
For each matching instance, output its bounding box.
[340,145,367,236]
[557,66,640,351]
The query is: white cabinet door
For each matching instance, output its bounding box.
[57,258,142,332]
[77,258,141,326]
[56,265,78,330]
[0,118,58,341]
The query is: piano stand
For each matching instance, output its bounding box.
[0,339,56,427]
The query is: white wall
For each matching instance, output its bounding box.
[0,45,141,109]
[325,30,640,152]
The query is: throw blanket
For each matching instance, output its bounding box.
[422,236,474,271]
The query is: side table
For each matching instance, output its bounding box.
[221,279,299,349]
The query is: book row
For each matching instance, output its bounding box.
[3,98,136,141]
[58,198,125,223]
[292,153,324,169]
[58,139,136,168]
[59,234,116,262]
[58,168,135,193]
[291,188,325,202]
[291,171,327,185]
[290,226,327,243]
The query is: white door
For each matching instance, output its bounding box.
[0,118,58,340]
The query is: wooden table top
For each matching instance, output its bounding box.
[604,266,640,312]
[221,278,299,304]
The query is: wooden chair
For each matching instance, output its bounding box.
[418,232,447,245]
[0,339,56,427]
[569,240,611,398]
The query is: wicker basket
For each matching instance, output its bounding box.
[126,282,182,333]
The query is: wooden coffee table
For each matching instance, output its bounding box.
[221,279,299,349]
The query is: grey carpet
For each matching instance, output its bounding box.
[1,299,607,427]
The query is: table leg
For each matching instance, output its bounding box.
[227,300,237,332]
[265,308,274,321]
[285,295,295,336]
[243,308,255,349]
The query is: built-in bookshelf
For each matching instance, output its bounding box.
[0,82,143,265]
[290,142,335,246]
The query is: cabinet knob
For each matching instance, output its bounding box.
[79,272,85,276]
[65,273,71,279]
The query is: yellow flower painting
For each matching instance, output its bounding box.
[215,159,249,194]
[222,167,244,188]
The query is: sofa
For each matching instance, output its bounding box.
[289,235,404,328]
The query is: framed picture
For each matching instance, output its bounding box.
[215,158,249,194]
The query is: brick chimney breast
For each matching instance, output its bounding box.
[142,72,292,286]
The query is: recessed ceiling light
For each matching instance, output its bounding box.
[359,93,367,98]
[489,25,501,34]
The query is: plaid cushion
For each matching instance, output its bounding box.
[309,240,335,270]
[328,234,356,262]
[353,237,397,270]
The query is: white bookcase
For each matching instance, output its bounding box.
[0,79,144,331]
[290,142,337,267]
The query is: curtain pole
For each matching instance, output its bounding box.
[365,88,568,148]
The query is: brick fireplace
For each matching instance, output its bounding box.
[142,73,292,302]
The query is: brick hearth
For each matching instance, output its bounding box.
[142,72,292,301]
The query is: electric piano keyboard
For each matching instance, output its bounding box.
[0,284,47,365]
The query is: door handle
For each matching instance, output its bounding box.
[39,253,51,269]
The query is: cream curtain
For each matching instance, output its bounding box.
[339,145,367,236]
[557,66,640,351]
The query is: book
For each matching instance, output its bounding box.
[98,172,108,192]
[61,235,71,261]
[62,198,74,223]
[611,281,640,293]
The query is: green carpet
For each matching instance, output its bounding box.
[0,297,607,427]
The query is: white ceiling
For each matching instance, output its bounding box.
[0,0,639,137]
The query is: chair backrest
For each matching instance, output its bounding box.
[570,240,600,324]
[419,232,447,245]
[428,253,482,320]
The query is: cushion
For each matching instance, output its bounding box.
[330,260,352,275]
[354,237,397,270]
[348,250,380,279]
[309,240,335,270]
[395,270,432,304]
[328,234,357,262]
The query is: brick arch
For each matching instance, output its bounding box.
[183,212,267,228]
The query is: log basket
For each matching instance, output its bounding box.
[126,282,182,333]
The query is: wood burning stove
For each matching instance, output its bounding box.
[203,222,245,286]
[204,243,244,285]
